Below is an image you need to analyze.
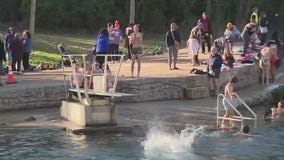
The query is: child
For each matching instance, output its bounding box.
[70,63,84,88]
[89,62,103,89]
[0,33,6,75]
[92,62,103,75]
[102,63,114,91]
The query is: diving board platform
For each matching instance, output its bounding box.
[68,88,134,98]
[58,48,134,127]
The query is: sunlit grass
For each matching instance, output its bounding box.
[30,33,165,66]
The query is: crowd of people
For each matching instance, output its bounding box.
[94,21,143,78]
[69,7,282,130]
[0,27,32,75]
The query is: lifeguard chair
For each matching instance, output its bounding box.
[60,53,134,127]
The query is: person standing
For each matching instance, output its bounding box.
[221,76,239,128]
[187,22,204,66]
[22,30,32,72]
[166,23,181,70]
[224,22,241,55]
[95,28,109,68]
[259,42,272,85]
[241,17,257,56]
[107,23,114,62]
[5,27,15,62]
[125,23,134,61]
[207,47,223,96]
[110,20,123,62]
[0,33,6,75]
[9,33,24,74]
[129,24,143,77]
[251,7,259,25]
[259,12,269,45]
[198,12,212,54]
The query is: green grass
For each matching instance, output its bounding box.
[30,33,166,66]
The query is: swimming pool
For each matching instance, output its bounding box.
[0,114,283,160]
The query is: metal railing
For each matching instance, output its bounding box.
[61,53,126,105]
[217,93,257,130]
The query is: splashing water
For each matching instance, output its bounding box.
[142,124,206,153]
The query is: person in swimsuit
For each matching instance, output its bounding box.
[259,42,272,85]
[221,76,239,128]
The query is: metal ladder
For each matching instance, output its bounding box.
[217,93,257,130]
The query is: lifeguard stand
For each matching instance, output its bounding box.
[60,53,133,127]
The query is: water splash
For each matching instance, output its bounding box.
[142,124,206,153]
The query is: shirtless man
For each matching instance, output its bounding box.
[222,76,239,128]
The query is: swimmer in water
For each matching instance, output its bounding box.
[241,125,250,135]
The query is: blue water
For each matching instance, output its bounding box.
[0,116,284,160]
[1,103,284,160]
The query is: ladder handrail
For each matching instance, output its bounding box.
[217,94,244,119]
[232,93,257,119]
[217,93,257,130]
[232,92,257,128]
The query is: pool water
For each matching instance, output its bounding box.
[0,114,284,160]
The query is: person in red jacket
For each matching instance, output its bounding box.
[9,33,24,74]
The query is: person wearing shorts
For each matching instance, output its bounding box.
[221,76,239,128]
[129,24,143,77]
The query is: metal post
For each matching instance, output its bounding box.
[129,0,135,24]
[29,0,36,35]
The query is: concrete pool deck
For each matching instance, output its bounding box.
[0,46,264,109]
[0,82,280,133]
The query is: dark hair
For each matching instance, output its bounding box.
[107,23,113,28]
[135,24,143,33]
[23,30,31,38]
[229,76,238,83]
[97,27,109,37]
[264,107,272,121]
[242,125,250,134]
[251,15,256,22]
[8,27,15,35]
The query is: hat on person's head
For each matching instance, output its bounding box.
[227,22,233,30]
[115,20,120,28]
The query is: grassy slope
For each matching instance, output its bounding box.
[30,33,165,66]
